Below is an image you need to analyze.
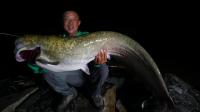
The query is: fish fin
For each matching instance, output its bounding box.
[36,59,59,65]
[80,64,90,75]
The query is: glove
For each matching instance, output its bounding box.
[20,47,40,62]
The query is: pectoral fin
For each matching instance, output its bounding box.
[80,64,90,75]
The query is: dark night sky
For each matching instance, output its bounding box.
[0,1,199,89]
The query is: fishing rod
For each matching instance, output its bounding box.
[0,33,20,38]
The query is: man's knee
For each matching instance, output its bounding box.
[54,86,78,97]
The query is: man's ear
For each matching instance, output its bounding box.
[79,20,81,26]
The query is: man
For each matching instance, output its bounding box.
[23,10,109,111]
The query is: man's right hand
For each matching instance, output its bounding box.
[20,47,40,62]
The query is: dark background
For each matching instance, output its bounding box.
[0,1,199,89]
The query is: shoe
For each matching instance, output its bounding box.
[56,95,75,112]
[92,95,104,110]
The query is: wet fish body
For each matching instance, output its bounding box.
[15,31,174,110]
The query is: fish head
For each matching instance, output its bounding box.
[14,35,86,72]
[14,35,41,62]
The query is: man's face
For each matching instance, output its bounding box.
[63,11,81,36]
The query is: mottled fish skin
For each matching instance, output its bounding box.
[14,31,174,110]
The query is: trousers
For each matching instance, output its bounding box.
[43,64,109,97]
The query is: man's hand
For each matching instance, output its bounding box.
[94,49,107,64]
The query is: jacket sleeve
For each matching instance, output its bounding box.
[27,63,48,74]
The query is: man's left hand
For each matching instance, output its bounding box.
[95,49,107,64]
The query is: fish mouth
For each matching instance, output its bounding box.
[15,47,41,62]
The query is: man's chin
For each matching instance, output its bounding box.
[68,30,76,34]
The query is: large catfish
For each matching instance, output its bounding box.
[14,31,174,111]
